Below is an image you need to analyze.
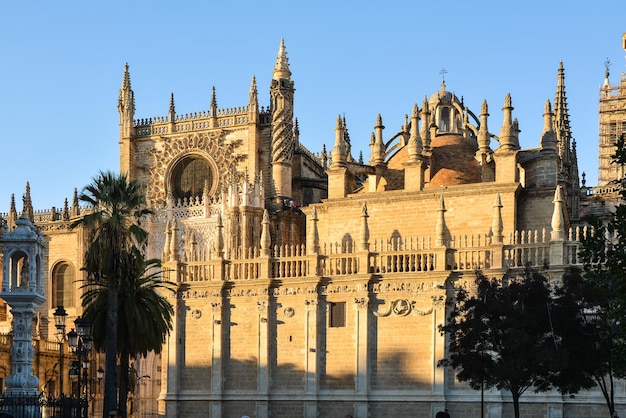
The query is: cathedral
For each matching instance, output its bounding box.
[0,35,626,418]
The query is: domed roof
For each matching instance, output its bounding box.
[428,80,462,107]
[428,134,480,187]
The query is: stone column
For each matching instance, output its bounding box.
[304,299,319,418]
[354,296,370,418]
[256,299,270,418]
[210,301,223,417]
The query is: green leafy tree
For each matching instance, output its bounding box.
[573,133,626,416]
[552,267,620,416]
[81,247,175,417]
[439,269,562,418]
[71,171,152,417]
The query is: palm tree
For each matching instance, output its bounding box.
[71,171,152,417]
[81,247,175,417]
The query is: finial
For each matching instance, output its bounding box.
[249,75,258,98]
[273,38,291,80]
[169,93,175,114]
[605,58,611,80]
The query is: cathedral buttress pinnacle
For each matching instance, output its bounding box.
[118,63,135,136]
[554,61,572,165]
[270,39,295,202]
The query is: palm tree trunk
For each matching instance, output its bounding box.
[103,284,119,418]
[119,352,130,418]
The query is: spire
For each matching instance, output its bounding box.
[331,114,347,167]
[8,194,17,230]
[554,61,572,164]
[477,100,491,153]
[407,103,423,163]
[343,115,354,162]
[294,118,300,148]
[498,93,520,151]
[210,86,217,117]
[420,97,431,152]
[168,93,176,121]
[270,38,295,178]
[540,99,557,152]
[273,38,292,81]
[118,63,135,137]
[371,114,386,166]
[62,198,69,221]
[23,182,34,222]
[249,75,258,116]
[71,188,80,218]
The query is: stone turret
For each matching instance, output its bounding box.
[270,38,295,205]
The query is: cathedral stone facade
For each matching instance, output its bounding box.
[1,38,626,418]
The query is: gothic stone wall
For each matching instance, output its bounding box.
[167,272,449,418]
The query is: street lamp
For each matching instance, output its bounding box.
[68,316,93,418]
[53,305,68,397]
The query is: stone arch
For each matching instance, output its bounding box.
[165,152,219,203]
[146,131,240,207]
[50,260,76,308]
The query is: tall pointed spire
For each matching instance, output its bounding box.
[118,63,136,177]
[118,63,135,136]
[553,61,572,164]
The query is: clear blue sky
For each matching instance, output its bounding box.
[0,1,624,213]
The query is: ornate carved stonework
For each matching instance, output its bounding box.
[147,131,240,207]
[372,299,434,317]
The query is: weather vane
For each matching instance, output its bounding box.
[439,68,448,81]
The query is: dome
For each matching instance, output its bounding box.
[428,80,462,107]
[428,134,480,187]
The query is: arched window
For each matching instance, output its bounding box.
[52,262,75,308]
[170,155,213,202]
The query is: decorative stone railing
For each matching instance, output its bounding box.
[169,228,588,283]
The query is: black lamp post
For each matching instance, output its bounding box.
[68,316,93,418]
[53,305,68,397]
